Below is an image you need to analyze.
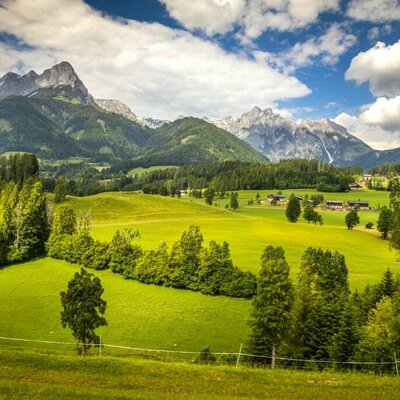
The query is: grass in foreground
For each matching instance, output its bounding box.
[1,349,399,400]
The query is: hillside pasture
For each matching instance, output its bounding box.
[64,190,398,289]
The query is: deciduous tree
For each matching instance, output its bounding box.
[61,268,107,355]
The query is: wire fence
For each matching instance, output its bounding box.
[0,335,399,375]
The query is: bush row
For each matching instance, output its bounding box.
[47,207,256,298]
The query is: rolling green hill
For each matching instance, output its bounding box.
[0,189,398,373]
[61,189,397,289]
[0,87,152,161]
[140,118,268,165]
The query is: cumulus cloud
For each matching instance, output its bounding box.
[347,0,400,22]
[0,0,310,119]
[334,96,400,150]
[361,96,400,132]
[346,40,400,97]
[262,24,356,73]
[160,0,339,39]
[159,0,245,35]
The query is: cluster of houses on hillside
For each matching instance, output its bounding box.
[267,194,370,210]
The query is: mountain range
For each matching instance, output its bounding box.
[0,61,399,169]
[0,62,264,165]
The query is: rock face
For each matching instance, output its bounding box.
[96,98,167,129]
[205,107,372,165]
[0,61,95,106]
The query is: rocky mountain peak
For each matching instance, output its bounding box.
[96,98,167,129]
[205,106,372,165]
[0,61,95,106]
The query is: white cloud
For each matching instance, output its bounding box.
[0,0,310,120]
[346,40,400,97]
[334,96,400,150]
[260,24,356,73]
[367,24,393,41]
[161,0,339,40]
[347,0,400,22]
[160,0,245,35]
[241,0,339,39]
[361,96,400,132]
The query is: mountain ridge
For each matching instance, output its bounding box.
[0,61,96,106]
[1,61,399,169]
[204,107,373,165]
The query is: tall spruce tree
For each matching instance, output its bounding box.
[248,246,294,368]
[375,269,399,301]
[329,302,360,366]
[290,248,349,361]
[54,177,67,203]
[285,194,301,223]
[230,192,239,210]
[390,180,400,250]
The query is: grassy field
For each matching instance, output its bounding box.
[128,165,177,176]
[1,349,400,400]
[0,189,398,363]
[64,189,399,289]
[0,259,249,353]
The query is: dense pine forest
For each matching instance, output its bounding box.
[40,159,362,197]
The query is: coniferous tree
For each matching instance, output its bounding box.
[290,248,349,361]
[375,269,399,300]
[248,246,294,368]
[330,302,360,366]
[285,194,301,223]
[229,192,239,210]
[54,177,67,203]
[61,268,107,355]
[390,180,400,250]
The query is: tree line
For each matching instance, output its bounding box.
[47,207,256,298]
[0,177,49,265]
[247,244,400,372]
[126,160,359,195]
[39,159,360,197]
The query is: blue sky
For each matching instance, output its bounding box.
[86,0,398,120]
[0,0,399,149]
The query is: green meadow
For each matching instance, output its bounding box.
[0,189,398,359]
[1,349,400,400]
[0,259,249,353]
[65,189,398,289]
[128,165,177,176]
